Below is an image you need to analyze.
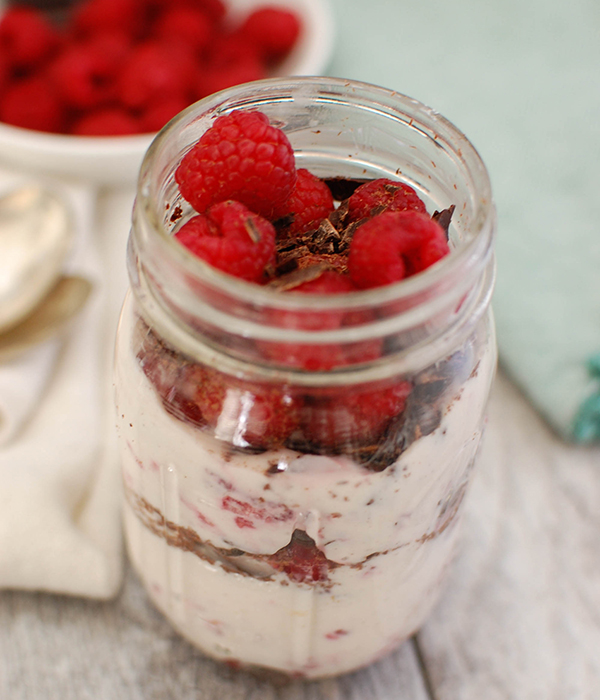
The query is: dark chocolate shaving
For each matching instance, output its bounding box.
[313,218,342,251]
[268,263,329,291]
[431,205,455,241]
[324,177,373,201]
[357,392,443,472]
[328,198,350,230]
[272,213,295,231]
[244,217,262,243]
[169,204,183,223]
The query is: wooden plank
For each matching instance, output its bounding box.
[417,371,600,699]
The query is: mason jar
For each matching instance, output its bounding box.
[114,77,496,679]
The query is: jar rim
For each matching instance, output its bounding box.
[135,76,495,315]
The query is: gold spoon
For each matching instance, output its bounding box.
[0,184,93,362]
[0,184,74,333]
[0,275,92,363]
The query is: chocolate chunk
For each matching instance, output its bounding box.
[169,204,183,223]
[272,213,295,231]
[244,217,263,243]
[328,198,350,230]
[431,205,455,241]
[313,218,342,252]
[268,263,329,291]
[357,393,443,472]
[324,177,373,201]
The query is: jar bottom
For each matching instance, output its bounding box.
[123,500,460,679]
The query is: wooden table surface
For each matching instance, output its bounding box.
[2,369,599,699]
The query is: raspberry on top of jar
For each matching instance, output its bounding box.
[134,108,457,465]
[173,108,452,289]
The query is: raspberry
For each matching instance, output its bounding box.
[137,329,206,428]
[175,109,297,219]
[72,107,139,136]
[49,42,116,109]
[0,53,8,94]
[152,6,212,52]
[268,530,330,583]
[195,45,266,100]
[157,0,225,25]
[347,178,427,222]
[84,30,132,74]
[194,368,301,450]
[0,76,66,133]
[301,380,413,452]
[182,0,226,24]
[275,168,335,237]
[138,324,299,449]
[174,200,276,283]
[140,96,189,133]
[0,6,59,69]
[263,271,363,371]
[348,210,450,289]
[72,0,146,38]
[238,6,301,64]
[117,41,196,109]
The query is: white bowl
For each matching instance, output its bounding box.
[0,0,334,186]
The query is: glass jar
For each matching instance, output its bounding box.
[115,77,496,679]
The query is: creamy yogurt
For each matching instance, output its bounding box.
[115,302,496,678]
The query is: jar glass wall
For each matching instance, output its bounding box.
[114,77,496,679]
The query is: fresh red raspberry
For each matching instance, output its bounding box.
[137,332,206,428]
[0,6,60,69]
[71,108,139,136]
[139,96,189,133]
[117,40,196,109]
[348,210,450,289]
[72,0,146,38]
[0,76,66,133]
[174,200,276,283]
[152,6,212,53]
[84,30,132,75]
[199,0,227,22]
[195,44,266,100]
[347,178,427,222]
[238,6,301,63]
[301,380,413,451]
[263,271,364,371]
[175,109,297,219]
[276,168,334,237]
[0,53,8,94]
[194,368,301,450]
[49,42,116,109]
[171,0,225,24]
[205,33,259,68]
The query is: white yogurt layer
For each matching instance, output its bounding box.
[115,308,496,678]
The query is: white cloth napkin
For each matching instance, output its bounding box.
[0,171,134,599]
[0,341,61,446]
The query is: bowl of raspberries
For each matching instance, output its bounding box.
[0,0,333,183]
